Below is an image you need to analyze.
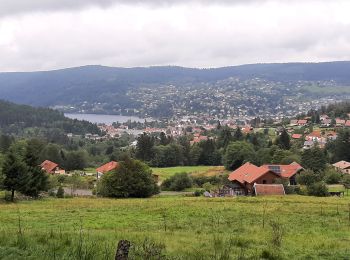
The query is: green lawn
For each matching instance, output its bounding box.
[151,165,227,181]
[0,195,350,259]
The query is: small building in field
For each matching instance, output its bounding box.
[228,162,282,195]
[228,162,303,195]
[41,160,65,175]
[96,161,119,178]
[333,160,350,174]
[254,184,285,196]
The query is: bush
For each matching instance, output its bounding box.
[161,172,192,191]
[194,189,204,197]
[56,185,65,198]
[324,169,342,184]
[98,159,159,198]
[296,170,320,186]
[307,182,329,197]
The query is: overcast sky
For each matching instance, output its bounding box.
[0,0,350,72]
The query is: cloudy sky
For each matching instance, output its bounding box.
[0,0,350,72]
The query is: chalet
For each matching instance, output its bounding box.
[306,130,322,142]
[261,162,303,185]
[297,119,308,126]
[96,161,119,178]
[228,162,282,195]
[333,161,350,174]
[254,184,285,196]
[41,160,65,175]
[345,120,350,127]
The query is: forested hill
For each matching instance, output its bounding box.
[0,100,100,136]
[1,61,350,107]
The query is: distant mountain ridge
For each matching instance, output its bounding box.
[1,61,350,108]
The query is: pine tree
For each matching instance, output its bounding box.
[233,127,243,141]
[3,152,28,201]
[24,142,48,197]
[278,129,291,150]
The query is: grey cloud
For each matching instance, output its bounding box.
[0,0,323,17]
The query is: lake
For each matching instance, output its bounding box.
[65,113,146,124]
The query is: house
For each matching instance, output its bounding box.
[291,133,302,139]
[254,184,285,196]
[335,119,346,126]
[261,162,303,185]
[41,160,65,175]
[297,119,308,126]
[333,161,350,174]
[345,120,350,127]
[228,162,282,195]
[96,161,119,178]
[321,118,332,127]
[303,140,314,149]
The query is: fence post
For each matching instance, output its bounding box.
[115,240,131,260]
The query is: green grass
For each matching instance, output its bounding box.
[151,165,227,181]
[0,195,350,259]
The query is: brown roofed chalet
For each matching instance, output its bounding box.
[41,160,58,174]
[228,162,279,184]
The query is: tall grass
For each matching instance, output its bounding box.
[0,195,350,259]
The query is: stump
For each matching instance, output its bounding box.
[115,240,131,260]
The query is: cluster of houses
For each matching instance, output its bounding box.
[40,160,159,183]
[40,157,350,197]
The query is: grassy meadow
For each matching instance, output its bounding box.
[0,195,350,259]
[151,165,227,181]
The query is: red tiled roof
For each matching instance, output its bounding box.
[254,184,285,196]
[336,119,346,125]
[96,161,119,174]
[291,134,302,139]
[228,162,276,184]
[308,131,321,138]
[298,120,307,124]
[41,160,58,173]
[333,160,350,170]
[262,162,303,178]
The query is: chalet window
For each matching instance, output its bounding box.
[262,180,267,184]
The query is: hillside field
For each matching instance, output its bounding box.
[0,195,349,259]
[151,165,228,181]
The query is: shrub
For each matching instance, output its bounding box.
[323,169,342,184]
[194,189,204,197]
[98,159,159,198]
[202,182,213,192]
[56,185,65,198]
[307,182,329,197]
[161,172,192,191]
[296,169,320,186]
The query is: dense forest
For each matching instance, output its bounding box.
[0,100,100,142]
